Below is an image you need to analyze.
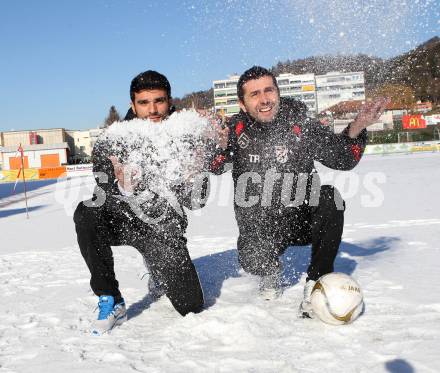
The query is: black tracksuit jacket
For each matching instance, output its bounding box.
[210,97,367,209]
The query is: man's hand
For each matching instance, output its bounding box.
[214,122,230,150]
[109,156,142,194]
[348,97,390,139]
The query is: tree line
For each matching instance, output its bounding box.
[104,36,439,125]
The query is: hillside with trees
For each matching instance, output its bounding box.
[173,89,214,111]
[174,37,439,110]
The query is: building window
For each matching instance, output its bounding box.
[327,77,345,83]
[277,79,289,86]
[215,92,227,97]
[214,83,226,89]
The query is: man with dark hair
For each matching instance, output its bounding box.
[74,70,205,335]
[211,66,387,317]
[237,66,278,103]
[123,70,174,121]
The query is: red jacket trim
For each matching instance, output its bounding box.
[235,121,245,137]
[351,144,362,161]
[292,124,301,136]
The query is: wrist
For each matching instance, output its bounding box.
[348,121,362,139]
[117,181,134,196]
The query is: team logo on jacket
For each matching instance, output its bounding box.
[238,132,251,149]
[275,145,288,163]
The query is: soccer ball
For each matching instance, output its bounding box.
[310,272,364,325]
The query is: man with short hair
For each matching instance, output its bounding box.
[74,70,205,335]
[211,66,387,317]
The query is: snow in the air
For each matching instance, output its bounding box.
[1,151,439,372]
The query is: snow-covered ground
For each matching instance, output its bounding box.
[1,152,439,372]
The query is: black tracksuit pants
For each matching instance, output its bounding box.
[236,185,345,281]
[73,197,204,316]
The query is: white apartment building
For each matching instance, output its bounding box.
[89,128,103,150]
[316,71,365,113]
[65,128,103,163]
[214,71,364,117]
[213,75,240,116]
[66,129,94,162]
[277,73,317,115]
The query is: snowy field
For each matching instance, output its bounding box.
[1,152,439,373]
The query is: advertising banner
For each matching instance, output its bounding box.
[364,141,440,155]
[66,164,93,178]
[410,143,440,152]
[38,167,66,179]
[402,115,427,129]
[0,169,39,182]
[424,114,440,126]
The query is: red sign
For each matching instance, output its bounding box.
[402,115,426,129]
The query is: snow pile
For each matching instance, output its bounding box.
[99,110,215,196]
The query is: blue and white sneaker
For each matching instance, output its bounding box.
[91,295,127,336]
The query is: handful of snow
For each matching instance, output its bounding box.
[99,110,215,197]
